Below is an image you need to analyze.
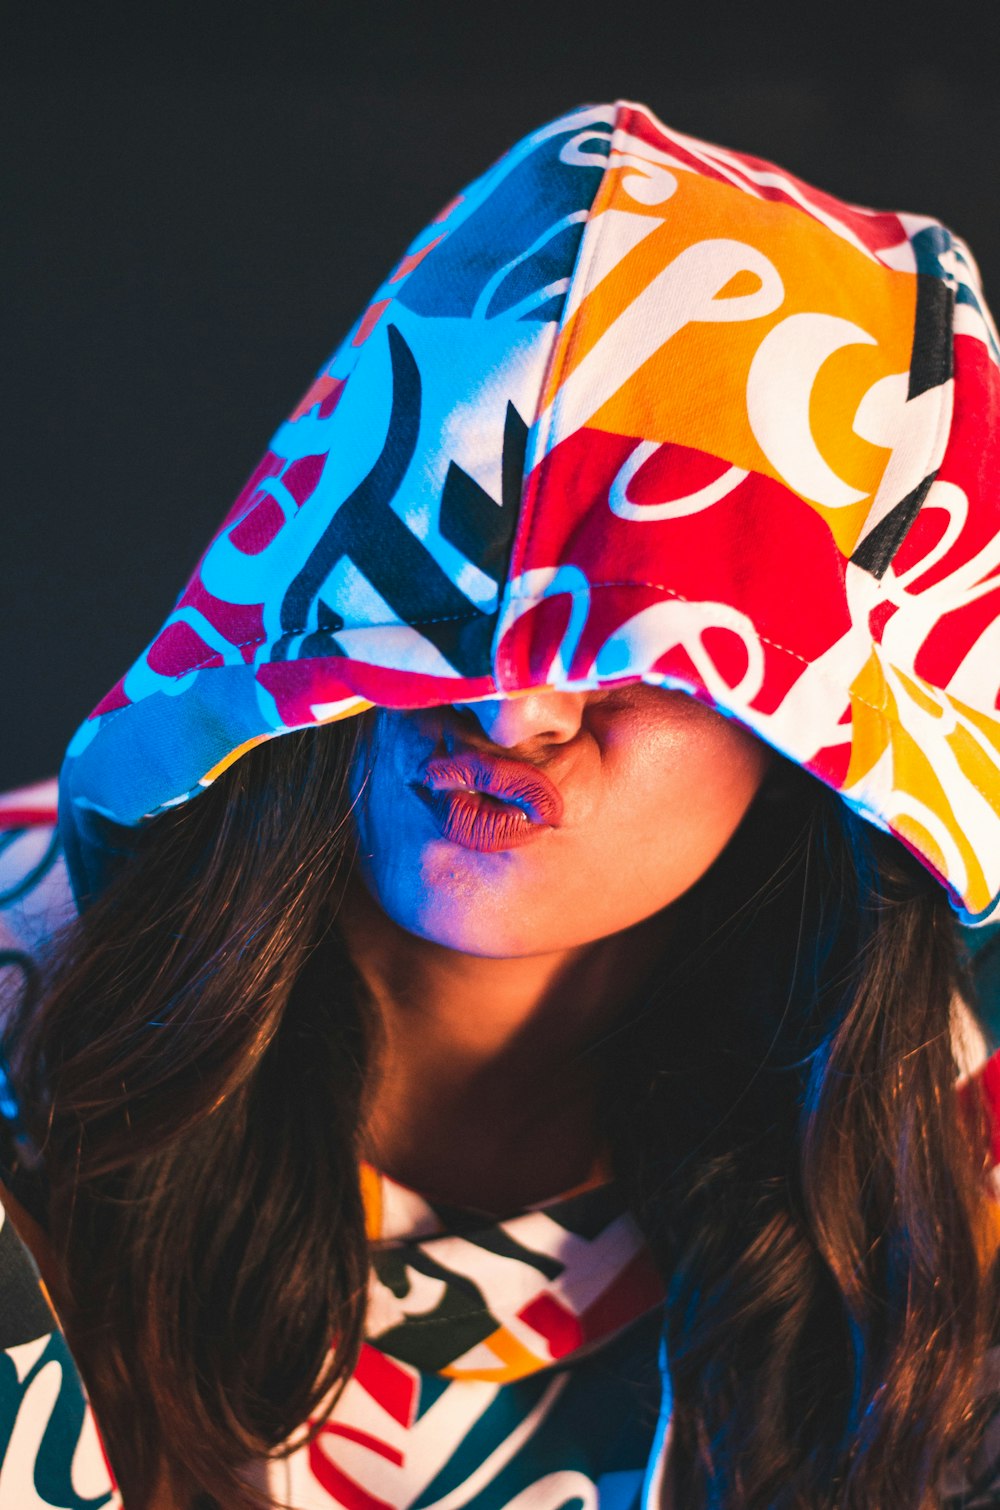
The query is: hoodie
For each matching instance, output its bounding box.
[57,99,1000,929]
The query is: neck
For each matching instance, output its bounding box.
[337,876,668,1211]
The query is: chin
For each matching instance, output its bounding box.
[378,883,549,958]
[405,905,540,958]
[367,846,602,958]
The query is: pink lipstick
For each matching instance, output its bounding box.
[412,752,564,853]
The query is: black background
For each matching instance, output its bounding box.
[4,0,998,790]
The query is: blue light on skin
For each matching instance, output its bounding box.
[338,686,771,1211]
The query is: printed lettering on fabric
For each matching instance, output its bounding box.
[361,1169,665,1382]
[274,1319,665,1510]
[59,99,1000,926]
[63,105,613,826]
[497,102,1000,922]
[268,1169,667,1510]
[0,788,118,1510]
[0,1207,118,1510]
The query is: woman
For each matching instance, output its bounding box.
[3,98,1000,1508]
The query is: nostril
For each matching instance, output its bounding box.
[448,703,489,744]
[442,702,497,756]
[451,703,483,727]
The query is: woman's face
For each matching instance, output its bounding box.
[349,685,770,958]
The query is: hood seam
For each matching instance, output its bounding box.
[494,100,621,689]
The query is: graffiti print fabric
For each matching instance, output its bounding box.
[59,100,1000,922]
[269,1168,667,1508]
[360,1162,664,1383]
[0,791,118,1510]
[0,1205,117,1510]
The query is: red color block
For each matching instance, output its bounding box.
[518,1292,583,1359]
[353,299,391,348]
[353,1343,417,1429]
[146,621,223,678]
[580,1250,665,1343]
[0,808,58,831]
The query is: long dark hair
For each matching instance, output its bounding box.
[603,760,1000,1506]
[6,711,999,1508]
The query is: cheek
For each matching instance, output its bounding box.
[594,719,770,913]
[349,726,417,887]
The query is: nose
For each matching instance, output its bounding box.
[451,691,588,751]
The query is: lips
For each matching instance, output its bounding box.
[410,751,564,853]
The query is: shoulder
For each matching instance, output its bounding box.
[0,1191,119,1506]
[0,778,78,992]
[0,799,119,1502]
[0,780,77,1226]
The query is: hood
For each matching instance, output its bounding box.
[59,100,1000,924]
